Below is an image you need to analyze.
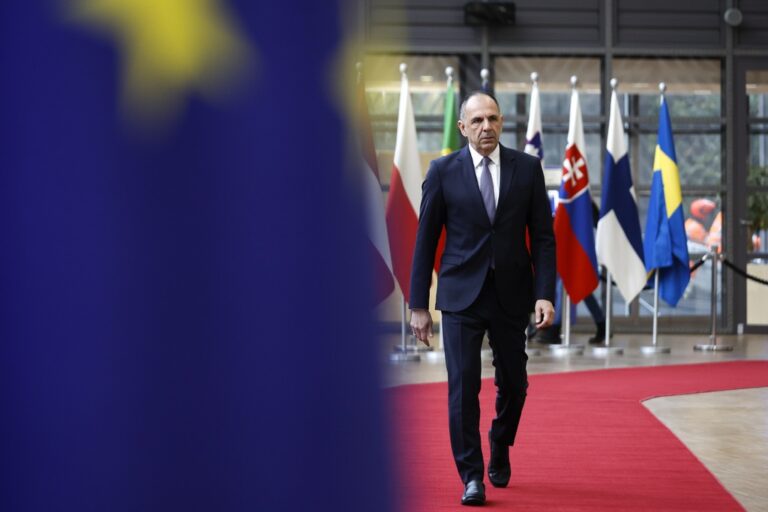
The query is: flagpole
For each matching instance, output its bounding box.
[593,270,623,356]
[524,70,542,358]
[390,293,421,362]
[549,74,585,356]
[564,294,571,347]
[641,271,670,354]
[594,77,623,357]
[428,65,454,359]
[605,271,612,342]
[549,293,584,355]
[389,62,421,364]
[641,83,672,355]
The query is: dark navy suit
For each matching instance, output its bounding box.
[410,144,555,484]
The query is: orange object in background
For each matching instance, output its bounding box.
[685,217,708,244]
[690,198,717,220]
[685,198,724,253]
[708,211,722,252]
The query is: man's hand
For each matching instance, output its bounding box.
[534,300,555,329]
[410,309,434,347]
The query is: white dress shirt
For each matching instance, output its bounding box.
[468,144,500,207]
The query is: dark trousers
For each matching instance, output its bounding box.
[441,271,529,484]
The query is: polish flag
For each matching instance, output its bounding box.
[553,85,599,304]
[385,64,422,303]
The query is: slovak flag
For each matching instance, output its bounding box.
[524,75,543,162]
[553,86,599,304]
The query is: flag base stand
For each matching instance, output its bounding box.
[640,345,671,354]
[591,346,624,356]
[389,352,421,362]
[392,343,434,354]
[390,297,428,363]
[694,342,733,352]
[548,344,584,356]
[642,274,671,355]
[423,350,445,362]
[548,294,584,355]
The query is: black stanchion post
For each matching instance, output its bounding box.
[695,245,734,352]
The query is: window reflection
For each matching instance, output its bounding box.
[362,55,461,187]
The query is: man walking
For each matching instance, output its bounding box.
[409,91,556,506]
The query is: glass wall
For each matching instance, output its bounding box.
[363,53,725,329]
[495,57,602,180]
[745,71,768,325]
[615,59,723,321]
[362,55,460,189]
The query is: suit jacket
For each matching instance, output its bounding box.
[409,144,556,315]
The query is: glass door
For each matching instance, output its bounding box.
[735,61,768,332]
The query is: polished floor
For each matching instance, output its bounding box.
[383,332,768,511]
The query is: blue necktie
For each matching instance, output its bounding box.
[480,156,496,224]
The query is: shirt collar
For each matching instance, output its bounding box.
[468,143,501,168]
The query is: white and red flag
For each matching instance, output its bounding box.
[385,65,423,302]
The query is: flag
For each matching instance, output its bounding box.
[553,87,599,304]
[524,78,543,162]
[481,68,491,92]
[522,76,543,255]
[432,72,459,272]
[644,96,690,306]
[0,2,392,511]
[596,87,646,303]
[357,73,395,304]
[386,67,422,302]
[441,74,460,155]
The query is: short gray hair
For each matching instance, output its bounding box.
[459,91,501,121]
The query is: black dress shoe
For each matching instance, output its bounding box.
[461,479,486,506]
[531,325,561,344]
[488,432,511,488]
[588,326,613,345]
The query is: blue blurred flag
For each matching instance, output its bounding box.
[643,96,690,306]
[0,2,392,511]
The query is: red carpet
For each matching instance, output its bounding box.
[388,361,768,511]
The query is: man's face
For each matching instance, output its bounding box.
[458,94,503,156]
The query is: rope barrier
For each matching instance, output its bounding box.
[689,256,707,274]
[722,258,768,286]
[597,253,768,289]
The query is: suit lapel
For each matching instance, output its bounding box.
[458,146,492,226]
[496,145,517,219]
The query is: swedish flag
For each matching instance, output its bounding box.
[643,96,690,306]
